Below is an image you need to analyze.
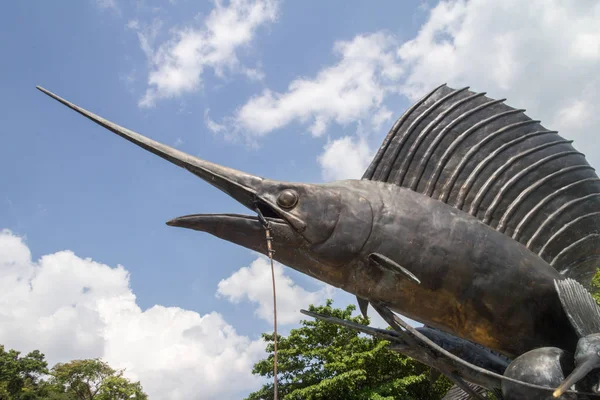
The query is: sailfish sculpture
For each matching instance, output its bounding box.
[37,84,600,397]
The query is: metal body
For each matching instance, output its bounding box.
[230,180,577,357]
[336,182,577,357]
[178,180,578,357]
[37,83,600,397]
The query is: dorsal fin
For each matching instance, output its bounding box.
[364,85,600,286]
[554,278,600,337]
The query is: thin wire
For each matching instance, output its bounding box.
[265,227,278,400]
[255,205,278,400]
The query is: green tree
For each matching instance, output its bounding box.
[0,346,148,400]
[591,268,600,304]
[246,300,451,400]
[0,345,48,400]
[50,359,147,400]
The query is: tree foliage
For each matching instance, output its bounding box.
[50,359,147,400]
[591,268,600,305]
[246,300,452,400]
[0,345,48,400]
[0,347,146,400]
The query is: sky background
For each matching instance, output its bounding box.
[1,0,600,399]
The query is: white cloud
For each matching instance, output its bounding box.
[126,19,139,30]
[220,0,600,178]
[137,0,278,107]
[217,257,333,324]
[0,230,264,400]
[96,0,119,13]
[242,66,265,81]
[232,32,403,137]
[204,108,227,133]
[130,18,163,61]
[318,135,373,181]
[126,0,600,181]
[371,105,393,131]
[396,0,600,163]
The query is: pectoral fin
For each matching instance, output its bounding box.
[356,296,369,318]
[554,278,600,337]
[369,253,420,284]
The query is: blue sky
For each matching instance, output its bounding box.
[2,0,600,399]
[1,0,423,322]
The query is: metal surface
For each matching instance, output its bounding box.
[37,84,600,397]
[503,348,575,400]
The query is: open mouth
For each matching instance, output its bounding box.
[162,211,304,260]
[255,200,284,220]
[166,198,288,231]
[166,211,286,229]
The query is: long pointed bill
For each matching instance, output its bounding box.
[36,86,263,210]
[553,358,596,398]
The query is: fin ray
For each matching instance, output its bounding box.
[554,278,600,337]
[369,253,421,284]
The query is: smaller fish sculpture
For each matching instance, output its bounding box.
[304,279,600,399]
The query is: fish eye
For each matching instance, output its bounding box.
[277,189,298,209]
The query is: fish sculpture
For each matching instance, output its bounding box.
[37,84,600,396]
